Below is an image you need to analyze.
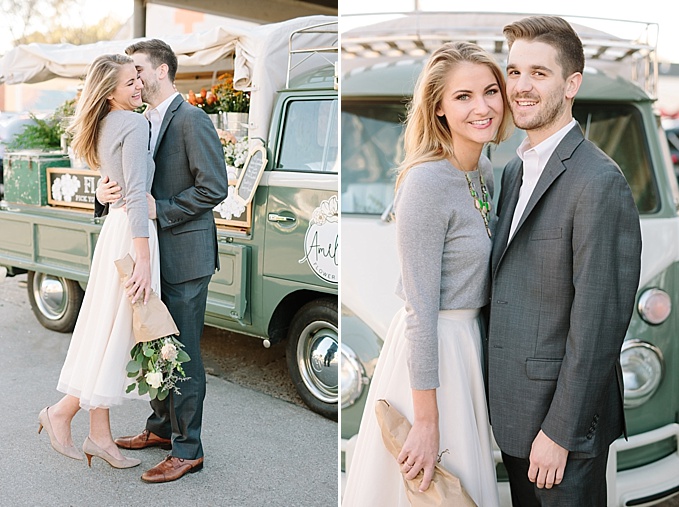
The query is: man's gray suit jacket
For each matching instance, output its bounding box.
[487,125,642,459]
[152,94,228,284]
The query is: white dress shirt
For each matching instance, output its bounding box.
[508,119,578,241]
[145,91,179,153]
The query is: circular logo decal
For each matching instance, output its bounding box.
[299,195,338,285]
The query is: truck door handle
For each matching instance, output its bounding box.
[268,213,296,223]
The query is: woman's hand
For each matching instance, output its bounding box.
[398,418,439,492]
[146,192,156,219]
[396,389,439,492]
[126,238,152,304]
[120,193,156,218]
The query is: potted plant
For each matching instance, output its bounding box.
[215,73,250,139]
[187,73,250,138]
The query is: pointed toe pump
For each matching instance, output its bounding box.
[83,437,141,469]
[38,407,83,461]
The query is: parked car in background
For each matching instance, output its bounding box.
[341,12,679,506]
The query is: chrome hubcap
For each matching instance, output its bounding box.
[296,321,338,404]
[32,273,68,321]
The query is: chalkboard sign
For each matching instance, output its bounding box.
[235,145,267,205]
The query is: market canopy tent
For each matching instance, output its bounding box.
[0,27,244,85]
[0,15,337,143]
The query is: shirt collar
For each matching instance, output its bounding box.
[516,118,578,163]
[146,91,179,123]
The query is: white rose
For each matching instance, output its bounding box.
[161,343,178,362]
[145,371,163,389]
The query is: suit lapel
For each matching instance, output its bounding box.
[493,125,585,275]
[154,94,184,159]
[512,126,584,237]
[492,162,522,275]
[511,156,567,237]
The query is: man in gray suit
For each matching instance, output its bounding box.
[97,39,228,482]
[487,16,642,505]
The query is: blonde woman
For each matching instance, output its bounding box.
[37,54,157,469]
[342,42,512,506]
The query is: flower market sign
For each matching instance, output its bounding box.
[47,167,100,209]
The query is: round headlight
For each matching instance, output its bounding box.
[638,288,671,325]
[621,340,664,408]
[341,344,366,409]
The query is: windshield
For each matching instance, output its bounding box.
[342,100,659,215]
[277,98,338,173]
[341,102,405,214]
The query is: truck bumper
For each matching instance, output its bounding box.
[607,423,679,506]
[342,423,679,506]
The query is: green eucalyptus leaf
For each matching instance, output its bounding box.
[126,359,141,373]
[138,380,149,395]
[126,383,136,393]
[148,387,158,400]
[157,389,169,401]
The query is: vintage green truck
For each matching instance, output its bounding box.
[341,12,679,505]
[0,16,339,419]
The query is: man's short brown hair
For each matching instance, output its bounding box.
[125,39,178,82]
[504,16,585,78]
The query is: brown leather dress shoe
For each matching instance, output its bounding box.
[114,429,172,450]
[141,455,204,483]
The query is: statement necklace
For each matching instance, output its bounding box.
[465,172,492,238]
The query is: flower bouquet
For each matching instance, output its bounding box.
[114,254,191,401]
[125,337,190,401]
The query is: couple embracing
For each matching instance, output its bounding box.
[37,39,228,482]
[343,15,642,507]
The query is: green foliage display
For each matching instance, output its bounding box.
[6,114,61,150]
[5,97,76,151]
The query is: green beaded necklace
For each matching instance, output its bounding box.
[465,172,492,238]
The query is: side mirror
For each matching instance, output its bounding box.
[234,144,268,206]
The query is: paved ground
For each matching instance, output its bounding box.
[201,326,306,410]
[0,273,338,507]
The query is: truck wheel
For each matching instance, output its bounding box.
[286,298,338,420]
[27,271,84,333]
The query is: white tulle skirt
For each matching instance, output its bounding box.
[342,308,500,507]
[57,207,160,411]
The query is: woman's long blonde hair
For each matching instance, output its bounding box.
[68,54,134,169]
[395,41,512,190]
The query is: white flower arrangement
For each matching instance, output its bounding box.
[216,129,249,180]
[214,129,252,220]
